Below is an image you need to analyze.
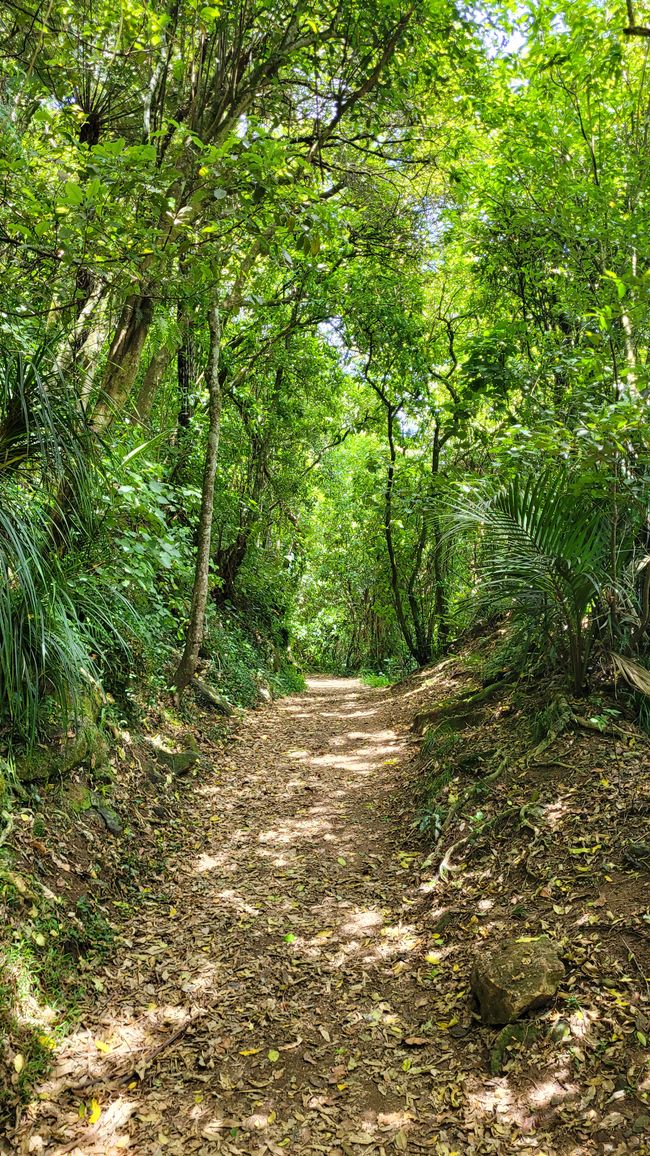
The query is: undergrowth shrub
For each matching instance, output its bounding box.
[203,607,304,706]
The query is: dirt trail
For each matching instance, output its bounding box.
[18,676,476,1155]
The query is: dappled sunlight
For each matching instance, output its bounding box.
[258,815,335,845]
[542,798,573,828]
[195,850,237,873]
[16,672,641,1155]
[527,1073,577,1109]
[216,888,261,917]
[340,909,384,938]
[320,707,381,720]
[467,1078,533,1130]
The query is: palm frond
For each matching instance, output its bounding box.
[449,472,608,691]
[611,652,650,698]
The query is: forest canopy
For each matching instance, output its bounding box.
[1,0,650,747]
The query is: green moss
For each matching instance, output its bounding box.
[16,723,109,784]
[0,894,116,1109]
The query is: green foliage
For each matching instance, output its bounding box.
[451,472,610,692]
[0,352,136,746]
[0,889,115,1108]
[360,672,393,687]
[1,0,650,752]
[204,608,304,708]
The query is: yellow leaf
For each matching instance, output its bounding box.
[89,1099,101,1125]
[169,907,177,918]
[268,1049,280,1062]
[268,1111,277,1124]
[95,1040,112,1054]
[239,1047,261,1056]
[210,816,221,822]
[424,953,440,965]
[13,1054,24,1075]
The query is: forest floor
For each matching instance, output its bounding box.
[5,664,650,1155]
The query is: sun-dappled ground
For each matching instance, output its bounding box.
[7,670,650,1155]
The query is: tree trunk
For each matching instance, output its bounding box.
[92,293,154,431]
[214,533,249,604]
[406,520,432,665]
[382,403,418,662]
[134,343,176,425]
[430,424,450,653]
[169,300,196,482]
[173,301,222,695]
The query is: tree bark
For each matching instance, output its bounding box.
[92,293,154,431]
[382,401,418,662]
[169,297,196,482]
[430,423,450,653]
[173,301,222,695]
[134,342,176,425]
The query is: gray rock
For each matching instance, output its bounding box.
[145,741,199,775]
[192,678,234,715]
[471,936,564,1025]
[89,792,122,835]
[164,749,199,775]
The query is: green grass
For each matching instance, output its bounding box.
[360,671,393,688]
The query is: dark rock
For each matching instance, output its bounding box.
[471,936,564,1025]
[623,842,650,869]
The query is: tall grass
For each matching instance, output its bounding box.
[0,349,133,747]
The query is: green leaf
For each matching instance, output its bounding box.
[63,181,84,206]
